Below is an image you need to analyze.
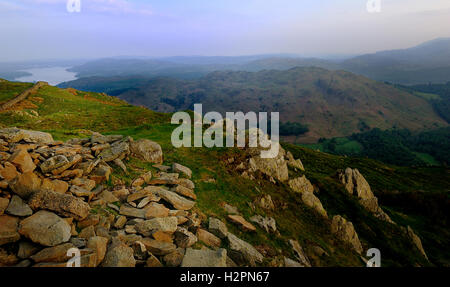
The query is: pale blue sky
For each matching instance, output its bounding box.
[1,0,450,61]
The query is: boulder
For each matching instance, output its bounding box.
[0,162,19,182]
[146,253,163,267]
[119,205,146,219]
[130,139,163,164]
[172,163,192,178]
[171,185,196,200]
[0,198,10,215]
[6,195,33,217]
[288,176,314,194]
[87,236,109,266]
[163,248,185,267]
[0,215,20,245]
[28,189,90,221]
[8,149,35,173]
[19,211,71,246]
[102,243,136,267]
[288,239,311,267]
[285,151,305,171]
[300,190,328,218]
[135,217,178,236]
[331,215,363,255]
[209,217,228,239]
[227,233,264,266]
[9,172,41,199]
[156,188,195,211]
[174,227,197,248]
[140,238,176,256]
[144,202,169,219]
[197,229,221,248]
[98,140,130,162]
[249,215,276,233]
[71,178,96,191]
[253,194,275,211]
[248,145,289,182]
[181,248,227,267]
[41,179,69,194]
[339,168,393,223]
[30,243,74,263]
[0,128,53,144]
[227,215,256,232]
[40,155,70,174]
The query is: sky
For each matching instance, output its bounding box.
[1,0,450,61]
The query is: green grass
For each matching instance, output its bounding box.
[0,81,34,103]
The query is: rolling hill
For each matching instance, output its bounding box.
[60,67,448,143]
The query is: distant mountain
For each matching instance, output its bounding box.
[65,55,340,80]
[60,67,447,143]
[342,38,450,84]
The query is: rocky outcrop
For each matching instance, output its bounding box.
[401,226,428,260]
[339,168,393,223]
[288,176,327,218]
[130,139,163,164]
[288,239,311,267]
[331,215,363,254]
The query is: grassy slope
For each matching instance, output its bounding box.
[1,80,448,266]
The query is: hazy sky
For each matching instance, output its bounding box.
[1,0,450,61]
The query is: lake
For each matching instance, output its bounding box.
[16,67,77,86]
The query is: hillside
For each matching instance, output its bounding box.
[60,67,448,143]
[342,38,450,85]
[0,79,449,267]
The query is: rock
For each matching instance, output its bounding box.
[144,202,169,219]
[90,132,123,144]
[30,243,74,263]
[0,248,19,266]
[171,185,196,200]
[152,231,174,242]
[284,257,304,267]
[403,226,428,260]
[172,163,192,178]
[113,158,127,172]
[28,189,90,221]
[70,238,87,249]
[0,215,20,245]
[177,178,195,190]
[127,187,160,203]
[19,210,71,246]
[40,155,70,174]
[300,190,328,218]
[89,162,112,184]
[174,227,197,248]
[6,195,33,217]
[249,215,276,233]
[339,168,393,223]
[146,253,163,267]
[197,228,221,248]
[0,128,53,144]
[163,248,185,267]
[223,203,240,215]
[331,215,363,255]
[78,225,96,239]
[70,185,92,198]
[8,149,36,173]
[288,176,314,194]
[77,214,100,229]
[181,248,227,267]
[18,241,40,259]
[112,188,130,202]
[0,198,9,215]
[156,188,195,211]
[153,164,171,172]
[9,172,41,199]
[87,236,108,266]
[97,190,119,204]
[0,162,19,182]
[114,216,127,229]
[140,238,176,256]
[98,140,130,162]
[209,217,228,239]
[288,240,311,267]
[286,151,305,171]
[248,144,289,182]
[102,243,136,267]
[131,241,148,260]
[135,217,178,236]
[227,233,264,266]
[254,194,275,210]
[228,215,256,232]
[41,179,69,194]
[129,139,163,164]
[119,205,146,219]
[71,178,96,191]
